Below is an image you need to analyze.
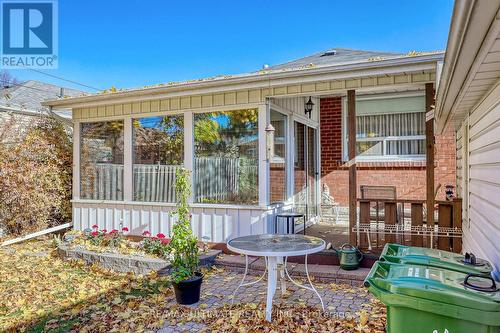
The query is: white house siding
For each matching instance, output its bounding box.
[456,122,469,225]
[72,201,270,243]
[456,126,463,196]
[464,83,500,279]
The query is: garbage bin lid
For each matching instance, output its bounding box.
[366,261,500,312]
[381,244,493,275]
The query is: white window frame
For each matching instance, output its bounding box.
[267,100,320,217]
[77,118,128,202]
[75,103,265,208]
[192,107,261,206]
[131,113,185,203]
[268,103,293,205]
[341,92,427,162]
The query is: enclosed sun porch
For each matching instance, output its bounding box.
[47,50,461,254]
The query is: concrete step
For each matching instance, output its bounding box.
[214,254,369,287]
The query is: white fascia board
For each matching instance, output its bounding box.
[44,54,444,109]
[435,0,500,133]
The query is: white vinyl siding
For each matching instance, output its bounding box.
[464,83,500,279]
[72,201,268,243]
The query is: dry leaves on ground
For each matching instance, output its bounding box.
[0,239,174,332]
[192,301,386,333]
[0,239,387,332]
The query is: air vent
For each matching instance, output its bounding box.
[321,50,337,57]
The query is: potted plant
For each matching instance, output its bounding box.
[169,168,202,305]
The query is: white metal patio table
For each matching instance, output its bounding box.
[227,234,326,321]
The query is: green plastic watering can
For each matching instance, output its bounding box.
[336,244,363,270]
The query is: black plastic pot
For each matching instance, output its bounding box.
[172,272,203,305]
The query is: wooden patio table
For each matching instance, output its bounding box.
[227,234,326,321]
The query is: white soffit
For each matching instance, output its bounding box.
[436,0,500,133]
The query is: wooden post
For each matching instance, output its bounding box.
[384,202,397,244]
[359,200,370,249]
[411,203,424,247]
[425,83,435,227]
[348,90,357,245]
[437,202,452,251]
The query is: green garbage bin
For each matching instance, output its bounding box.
[380,243,493,275]
[365,261,500,333]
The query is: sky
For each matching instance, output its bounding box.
[10,0,455,93]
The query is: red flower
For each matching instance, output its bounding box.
[161,239,170,245]
[122,227,129,232]
[109,229,118,234]
[92,224,98,229]
[142,230,151,236]
[90,231,98,237]
[156,233,166,239]
[102,229,107,233]
[151,237,158,241]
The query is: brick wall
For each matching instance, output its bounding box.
[269,163,286,203]
[319,97,456,206]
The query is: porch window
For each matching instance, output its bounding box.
[350,95,426,159]
[193,109,259,205]
[80,121,124,200]
[132,115,183,202]
[269,109,287,204]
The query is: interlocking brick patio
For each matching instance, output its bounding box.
[158,267,376,332]
[214,254,370,286]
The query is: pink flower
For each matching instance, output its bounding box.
[151,237,158,241]
[161,239,170,245]
[90,231,98,237]
[109,229,118,234]
[92,224,98,229]
[102,229,107,233]
[122,227,129,232]
[156,233,166,239]
[142,230,151,236]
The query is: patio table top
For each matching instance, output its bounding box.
[227,234,325,257]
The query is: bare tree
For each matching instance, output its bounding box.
[0,70,19,88]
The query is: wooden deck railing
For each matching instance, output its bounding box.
[356,198,463,253]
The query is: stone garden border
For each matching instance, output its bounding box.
[57,245,221,275]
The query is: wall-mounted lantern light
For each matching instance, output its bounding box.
[265,124,275,160]
[305,97,314,118]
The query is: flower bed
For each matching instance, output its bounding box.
[58,226,220,274]
[57,245,221,275]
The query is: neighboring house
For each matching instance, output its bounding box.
[0,80,84,142]
[435,0,500,279]
[44,47,449,244]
